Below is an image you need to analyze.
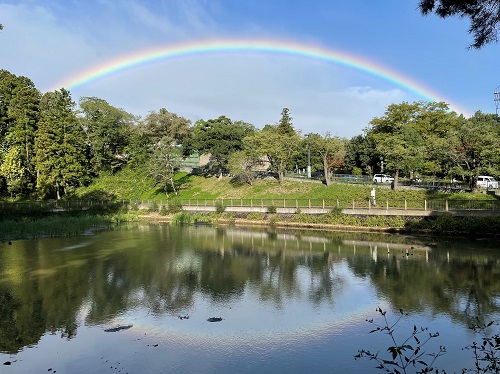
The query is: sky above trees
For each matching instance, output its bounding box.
[1,0,499,137]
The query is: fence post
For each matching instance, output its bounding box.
[309,199,311,208]
[368,200,371,210]
[424,200,427,211]
[386,200,388,210]
[322,199,325,209]
[445,200,448,211]
[352,200,355,209]
[296,199,298,209]
[241,199,243,207]
[283,199,286,208]
[404,200,407,210]
[261,199,263,208]
[337,199,339,208]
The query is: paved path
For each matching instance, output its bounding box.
[183,205,500,217]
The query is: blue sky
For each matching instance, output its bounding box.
[0,0,498,137]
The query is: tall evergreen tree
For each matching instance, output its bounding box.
[35,89,88,199]
[0,70,18,142]
[276,108,295,135]
[0,71,40,195]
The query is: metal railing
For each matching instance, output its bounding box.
[1,198,499,213]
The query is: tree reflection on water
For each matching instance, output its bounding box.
[0,224,499,354]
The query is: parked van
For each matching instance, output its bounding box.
[477,176,499,189]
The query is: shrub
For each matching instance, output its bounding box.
[222,212,234,220]
[247,212,265,220]
[192,212,213,223]
[167,200,183,214]
[267,205,277,214]
[269,214,280,225]
[215,201,226,214]
[464,318,500,373]
[355,307,445,373]
[148,200,159,213]
[172,211,192,223]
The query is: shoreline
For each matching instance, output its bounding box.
[137,214,473,238]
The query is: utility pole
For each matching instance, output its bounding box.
[307,134,311,178]
[495,85,500,115]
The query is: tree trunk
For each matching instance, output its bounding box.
[323,160,331,186]
[278,170,285,184]
[323,166,332,186]
[393,170,399,191]
[470,175,478,192]
[169,177,177,195]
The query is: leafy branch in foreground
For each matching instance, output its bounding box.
[462,318,499,373]
[354,307,446,374]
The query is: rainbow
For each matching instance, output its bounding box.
[51,38,468,115]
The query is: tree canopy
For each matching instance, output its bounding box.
[185,116,254,178]
[35,89,88,199]
[419,0,500,48]
[79,97,135,175]
[1,66,500,198]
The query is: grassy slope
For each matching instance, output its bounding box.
[73,168,497,205]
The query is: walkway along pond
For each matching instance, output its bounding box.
[3,198,500,217]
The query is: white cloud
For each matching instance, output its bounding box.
[71,52,412,138]
[1,0,424,139]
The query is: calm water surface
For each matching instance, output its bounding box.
[0,224,499,373]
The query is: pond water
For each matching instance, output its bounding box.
[0,224,499,373]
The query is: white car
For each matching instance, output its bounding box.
[477,175,498,189]
[373,174,394,184]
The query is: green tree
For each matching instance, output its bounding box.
[411,102,460,179]
[367,102,426,189]
[446,111,500,190]
[228,150,262,185]
[310,133,347,186]
[139,108,191,145]
[79,97,136,175]
[419,0,500,48]
[34,89,88,199]
[0,72,40,195]
[245,125,300,184]
[0,146,26,196]
[6,77,39,163]
[277,107,295,135]
[345,135,378,175]
[149,139,182,195]
[185,116,253,179]
[0,70,19,143]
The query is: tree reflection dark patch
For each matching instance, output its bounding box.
[104,325,133,332]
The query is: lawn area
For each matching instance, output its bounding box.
[174,173,497,207]
[69,168,499,208]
